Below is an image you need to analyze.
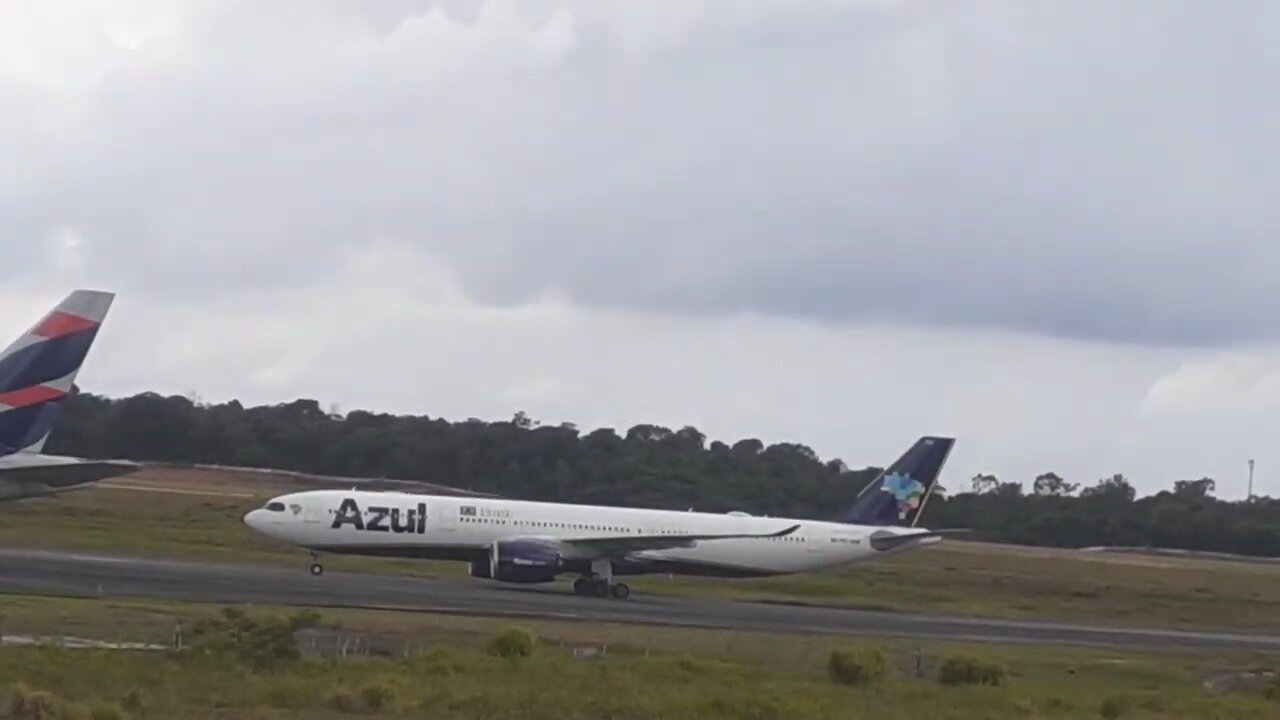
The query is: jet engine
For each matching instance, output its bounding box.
[470,539,562,583]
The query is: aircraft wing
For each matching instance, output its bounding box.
[558,523,801,558]
[0,454,141,500]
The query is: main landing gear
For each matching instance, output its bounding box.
[572,559,629,600]
[572,577,630,599]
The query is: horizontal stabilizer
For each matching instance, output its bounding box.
[0,457,140,500]
[3,457,139,483]
[867,527,970,552]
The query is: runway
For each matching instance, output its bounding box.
[0,548,1277,652]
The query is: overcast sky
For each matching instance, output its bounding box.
[3,1,1278,498]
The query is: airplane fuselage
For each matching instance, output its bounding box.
[244,489,935,579]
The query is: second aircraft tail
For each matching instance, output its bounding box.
[0,290,115,456]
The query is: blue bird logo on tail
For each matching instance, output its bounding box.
[881,472,927,520]
[841,437,954,527]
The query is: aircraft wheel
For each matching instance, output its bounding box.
[573,578,590,596]
[610,583,630,600]
[592,580,610,598]
[309,562,324,576]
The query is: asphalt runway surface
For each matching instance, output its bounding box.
[0,548,1277,652]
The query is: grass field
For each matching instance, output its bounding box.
[0,594,1277,719]
[1,467,1278,634]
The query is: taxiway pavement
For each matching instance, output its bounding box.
[0,548,1276,652]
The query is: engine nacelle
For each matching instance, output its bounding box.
[470,539,562,584]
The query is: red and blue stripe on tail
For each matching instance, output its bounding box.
[0,290,115,456]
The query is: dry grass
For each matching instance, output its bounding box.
[0,594,1274,717]
[640,538,1280,632]
[0,594,1277,719]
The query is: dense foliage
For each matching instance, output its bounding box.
[48,392,1280,557]
[827,646,891,686]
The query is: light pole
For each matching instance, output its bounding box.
[1248,459,1255,502]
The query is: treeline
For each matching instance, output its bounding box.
[47,392,1280,557]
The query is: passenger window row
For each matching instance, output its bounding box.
[513,520,634,533]
[463,517,808,542]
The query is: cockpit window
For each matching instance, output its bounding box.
[266,502,286,512]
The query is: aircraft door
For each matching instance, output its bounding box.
[434,499,458,533]
[804,525,825,555]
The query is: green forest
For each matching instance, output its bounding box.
[47,391,1280,558]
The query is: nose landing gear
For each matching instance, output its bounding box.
[309,552,324,576]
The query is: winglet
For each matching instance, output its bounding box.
[771,524,802,537]
[0,290,115,455]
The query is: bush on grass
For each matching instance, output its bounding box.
[937,655,1007,686]
[827,646,891,686]
[487,627,536,658]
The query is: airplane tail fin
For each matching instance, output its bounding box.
[842,436,955,527]
[0,290,115,456]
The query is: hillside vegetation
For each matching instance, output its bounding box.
[49,392,1280,557]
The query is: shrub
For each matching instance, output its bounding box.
[1098,694,1133,719]
[120,689,144,712]
[487,627,536,658]
[10,683,57,720]
[1040,696,1072,713]
[360,682,395,711]
[8,683,91,720]
[827,647,891,686]
[188,607,306,670]
[288,608,323,631]
[937,654,1007,686]
[410,647,481,677]
[326,689,360,713]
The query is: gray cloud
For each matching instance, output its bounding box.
[4,1,1279,345]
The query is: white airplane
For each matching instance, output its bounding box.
[0,290,139,500]
[245,436,956,599]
